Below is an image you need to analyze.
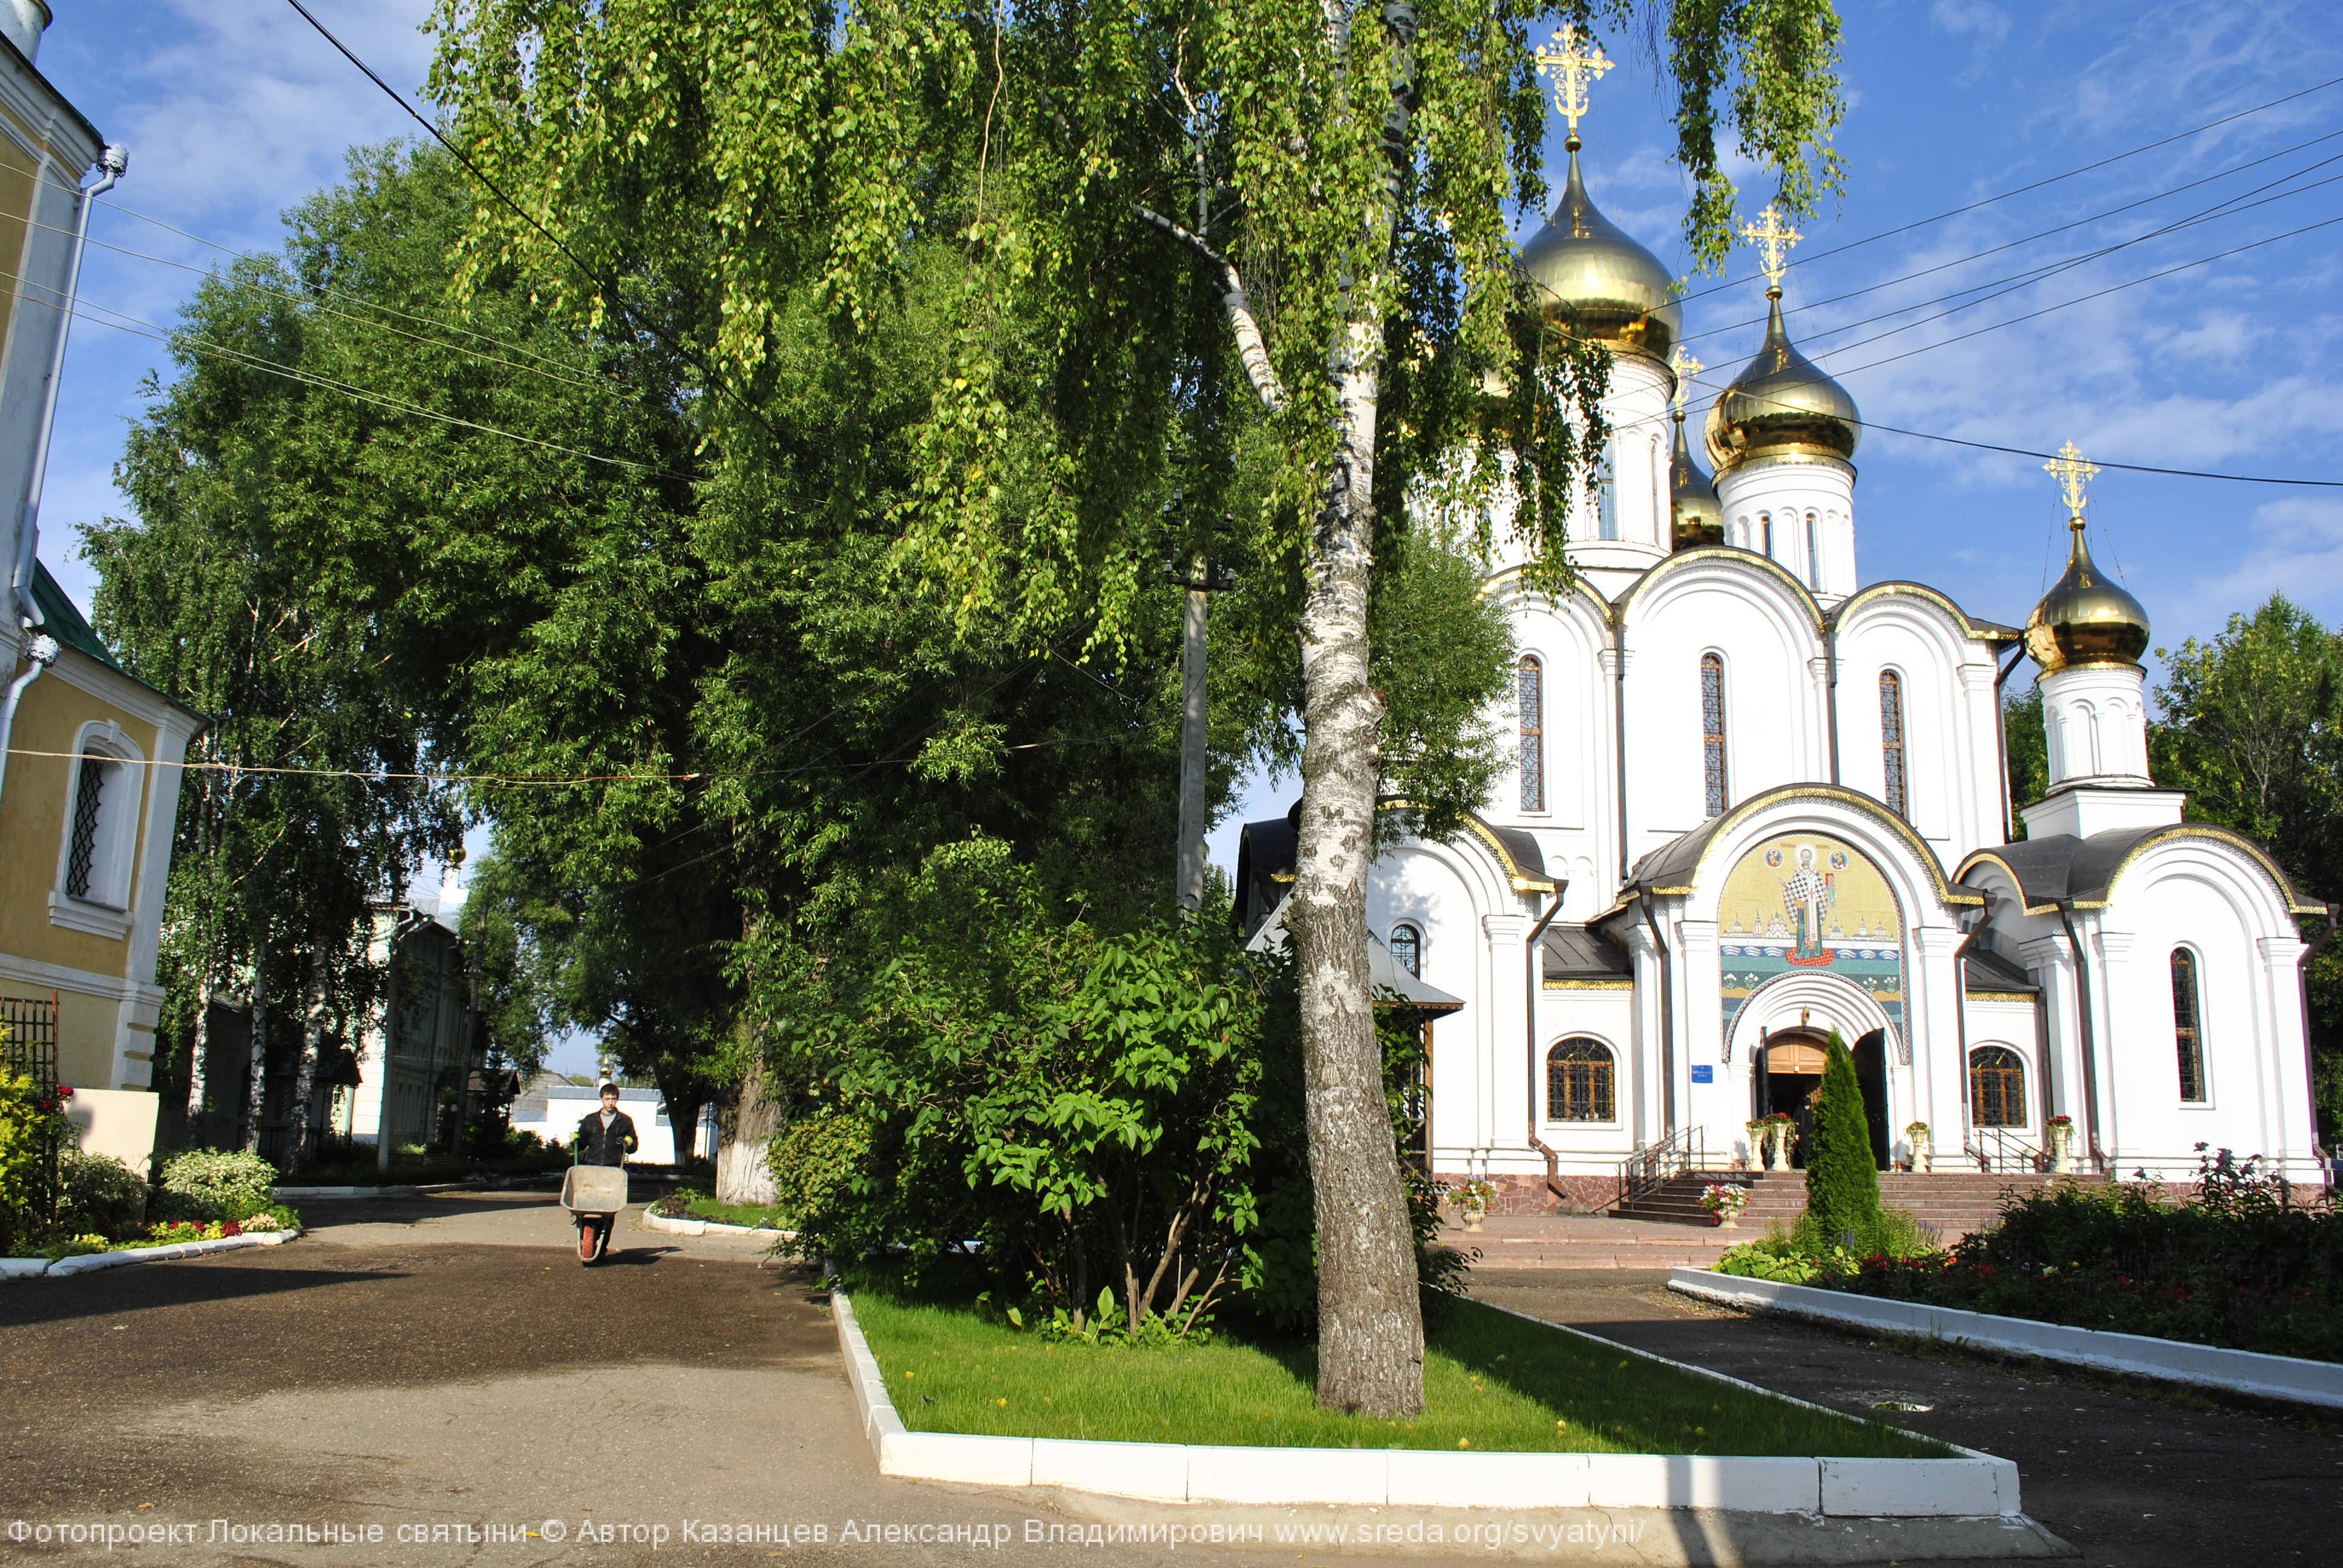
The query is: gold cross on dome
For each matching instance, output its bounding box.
[1668,344,1704,415]
[2045,440,2097,519]
[1740,205,1802,289]
[1535,24,1613,137]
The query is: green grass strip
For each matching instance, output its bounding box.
[847,1290,1947,1458]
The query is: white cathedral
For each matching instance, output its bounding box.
[1237,96,2328,1209]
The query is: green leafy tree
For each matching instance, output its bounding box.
[1803,1032,1879,1244]
[2003,684,2047,837]
[429,0,1846,1415]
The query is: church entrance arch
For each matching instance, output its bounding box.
[1850,1029,1890,1170]
[1754,1030,1827,1166]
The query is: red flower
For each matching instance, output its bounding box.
[56,1085,72,1098]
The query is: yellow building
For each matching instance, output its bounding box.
[0,4,198,1168]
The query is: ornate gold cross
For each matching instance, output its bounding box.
[2045,440,2097,520]
[1668,344,1704,416]
[1739,205,1802,290]
[1535,24,1613,137]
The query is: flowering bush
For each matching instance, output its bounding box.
[1699,1183,1750,1220]
[1448,1177,1498,1212]
[0,1060,71,1249]
[156,1149,278,1223]
[57,1150,148,1239]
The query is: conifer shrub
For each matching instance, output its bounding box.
[1803,1033,1881,1245]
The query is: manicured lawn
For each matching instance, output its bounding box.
[652,1190,793,1229]
[846,1288,1947,1457]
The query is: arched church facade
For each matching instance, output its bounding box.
[1235,107,2329,1207]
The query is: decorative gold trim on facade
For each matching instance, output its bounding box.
[1833,581,2024,645]
[1544,978,1634,990]
[1612,546,1829,638]
[1662,783,1983,909]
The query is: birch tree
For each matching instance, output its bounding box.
[431,0,1841,1414]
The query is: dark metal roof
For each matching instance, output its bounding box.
[1962,946,2037,996]
[1959,822,2325,917]
[1236,803,1555,941]
[32,561,121,673]
[1240,891,1465,1014]
[1543,923,1631,982]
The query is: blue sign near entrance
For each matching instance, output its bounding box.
[1690,1064,1714,1084]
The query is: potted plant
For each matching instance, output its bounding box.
[1905,1120,1932,1174]
[1699,1183,1751,1229]
[1452,1176,1498,1233]
[1744,1119,1769,1171]
[2045,1114,2076,1174]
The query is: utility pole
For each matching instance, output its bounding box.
[1165,555,1235,913]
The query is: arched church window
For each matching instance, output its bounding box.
[1596,456,1618,541]
[1760,513,1775,560]
[1389,923,1421,979]
[2171,949,2207,1102]
[1804,511,1821,588]
[1968,1046,2025,1127]
[1547,1039,1615,1122]
[1879,670,1909,819]
[61,732,136,909]
[1518,656,1545,812]
[1700,653,1728,817]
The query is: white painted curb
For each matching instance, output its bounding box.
[1671,1266,2343,1412]
[640,1207,795,1242]
[8,1229,301,1279]
[830,1288,2022,1518]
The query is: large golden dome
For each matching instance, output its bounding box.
[2024,518,2150,673]
[1705,289,1861,473]
[1667,408,1723,549]
[1518,139,1680,361]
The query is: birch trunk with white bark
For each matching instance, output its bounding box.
[286,948,329,1173]
[1289,317,1424,1414]
[715,1051,779,1205]
[240,956,269,1155]
[186,975,211,1135]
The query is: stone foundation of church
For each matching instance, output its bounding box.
[1445,1172,1617,1215]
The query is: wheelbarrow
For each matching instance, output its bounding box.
[560,1163,629,1264]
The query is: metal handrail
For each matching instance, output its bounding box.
[1964,1126,2042,1175]
[1617,1125,1706,1208]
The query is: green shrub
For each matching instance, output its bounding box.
[1804,1033,1880,1244]
[768,1112,871,1232]
[57,1151,147,1239]
[156,1149,278,1222]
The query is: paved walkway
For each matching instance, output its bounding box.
[4,1192,2336,1566]
[1438,1212,1741,1269]
[1473,1267,2343,1568]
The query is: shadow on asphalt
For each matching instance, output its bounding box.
[0,1264,402,1328]
[593,1246,683,1267]
[297,1193,567,1226]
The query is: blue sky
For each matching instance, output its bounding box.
[24,0,2343,891]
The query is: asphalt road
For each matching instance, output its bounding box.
[1,1194,2335,1567]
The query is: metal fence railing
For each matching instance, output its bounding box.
[1617,1125,1705,1209]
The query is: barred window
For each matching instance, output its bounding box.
[1701,653,1728,817]
[1518,655,1545,812]
[1879,670,1908,819]
[1389,923,1421,979]
[1547,1039,1616,1122]
[1968,1046,2025,1128]
[65,755,106,898]
[2172,950,2207,1102]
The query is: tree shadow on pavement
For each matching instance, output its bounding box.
[0,1263,403,1328]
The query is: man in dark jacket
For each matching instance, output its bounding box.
[575,1083,639,1166]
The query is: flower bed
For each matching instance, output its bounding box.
[1715,1148,2342,1362]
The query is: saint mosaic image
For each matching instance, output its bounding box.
[1717,832,1905,1038]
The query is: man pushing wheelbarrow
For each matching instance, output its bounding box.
[562,1082,637,1264]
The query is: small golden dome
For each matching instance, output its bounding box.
[2024,518,2150,673]
[1517,139,1680,361]
[1704,289,1861,474]
[1667,409,1723,549]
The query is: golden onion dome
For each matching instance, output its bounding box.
[1704,288,1861,474]
[2024,518,2151,673]
[1517,137,1680,361]
[1667,408,1723,549]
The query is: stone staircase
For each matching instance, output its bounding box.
[1611,1168,2102,1242]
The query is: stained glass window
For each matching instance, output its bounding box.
[1879,670,1908,819]
[2172,950,2206,1102]
[1761,514,1775,560]
[1518,655,1545,812]
[1389,923,1421,978]
[1805,511,1821,588]
[1968,1047,2025,1127]
[1596,458,1617,541]
[1547,1039,1616,1122]
[1701,653,1728,817]
[65,754,106,899]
